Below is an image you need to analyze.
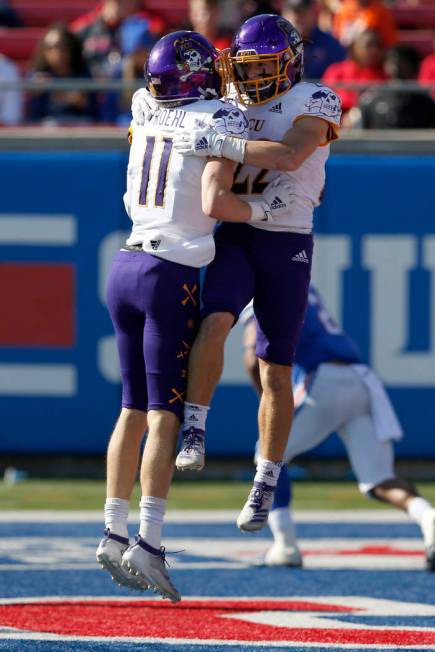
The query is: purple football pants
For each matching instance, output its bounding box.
[106,250,199,420]
[202,223,313,366]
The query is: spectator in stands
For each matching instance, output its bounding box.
[383,44,421,82]
[71,0,164,78]
[188,0,232,51]
[238,0,281,22]
[358,45,435,128]
[419,53,435,98]
[101,16,155,124]
[0,0,21,27]
[322,28,387,115]
[282,0,346,80]
[28,24,98,125]
[0,53,23,125]
[333,0,397,49]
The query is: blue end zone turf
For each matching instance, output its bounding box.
[0,513,434,651]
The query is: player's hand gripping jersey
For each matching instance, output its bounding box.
[175,82,341,234]
[124,99,249,267]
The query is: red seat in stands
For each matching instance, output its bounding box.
[11,2,96,28]
[0,27,45,60]
[141,0,187,27]
[398,29,435,57]
[393,6,435,29]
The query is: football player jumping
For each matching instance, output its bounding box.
[242,287,435,572]
[173,14,342,532]
[96,30,294,602]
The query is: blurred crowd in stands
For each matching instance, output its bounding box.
[0,0,434,128]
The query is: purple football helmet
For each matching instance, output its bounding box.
[224,14,304,106]
[145,31,222,105]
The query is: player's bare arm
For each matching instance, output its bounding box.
[242,116,332,171]
[201,158,295,224]
[202,159,250,221]
[174,114,336,171]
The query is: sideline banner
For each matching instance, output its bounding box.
[0,152,433,457]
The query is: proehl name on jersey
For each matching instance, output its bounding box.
[230,83,342,234]
[124,99,248,268]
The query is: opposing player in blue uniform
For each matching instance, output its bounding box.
[242,286,435,570]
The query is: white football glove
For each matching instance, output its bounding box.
[173,123,246,163]
[131,88,158,125]
[248,177,293,224]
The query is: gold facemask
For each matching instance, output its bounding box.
[220,47,296,106]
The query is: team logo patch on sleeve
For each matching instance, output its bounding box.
[305,89,341,121]
[211,107,249,136]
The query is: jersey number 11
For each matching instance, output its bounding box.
[139,135,173,208]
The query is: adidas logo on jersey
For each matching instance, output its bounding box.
[291,249,310,264]
[150,240,161,250]
[269,102,283,114]
[270,196,286,210]
[187,414,199,422]
[195,137,209,151]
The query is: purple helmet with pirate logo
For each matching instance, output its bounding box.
[145,30,222,105]
[224,14,304,106]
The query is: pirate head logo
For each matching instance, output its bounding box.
[184,48,203,71]
[212,107,248,135]
[175,37,212,81]
[306,89,340,118]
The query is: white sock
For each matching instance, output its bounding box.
[183,402,209,431]
[407,497,434,526]
[254,455,282,487]
[139,496,166,549]
[104,497,129,539]
[268,507,298,547]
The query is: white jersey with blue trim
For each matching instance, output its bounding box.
[229,82,341,233]
[124,98,248,267]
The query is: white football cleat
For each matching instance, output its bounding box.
[421,509,435,571]
[263,541,303,567]
[122,535,181,603]
[237,481,275,532]
[176,426,205,471]
[96,529,144,590]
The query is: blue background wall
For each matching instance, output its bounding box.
[0,152,433,458]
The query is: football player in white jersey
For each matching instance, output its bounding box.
[173,14,342,533]
[96,30,295,603]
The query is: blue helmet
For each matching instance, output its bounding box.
[224,14,304,106]
[145,31,222,105]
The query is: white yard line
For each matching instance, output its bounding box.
[0,510,410,523]
[0,633,434,649]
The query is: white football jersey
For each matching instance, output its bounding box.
[230,82,341,233]
[124,98,249,267]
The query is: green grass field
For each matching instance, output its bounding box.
[1,480,435,510]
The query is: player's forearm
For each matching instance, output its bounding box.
[242,120,329,171]
[202,184,252,222]
[244,140,301,172]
